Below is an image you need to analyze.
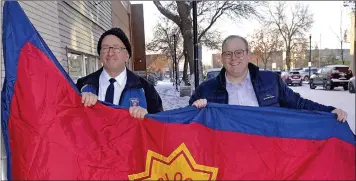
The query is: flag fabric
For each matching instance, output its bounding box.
[1,1,355,180]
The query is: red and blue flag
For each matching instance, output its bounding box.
[1,1,355,180]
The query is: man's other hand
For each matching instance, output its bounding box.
[129,106,148,120]
[192,99,208,108]
[331,108,348,122]
[81,92,98,107]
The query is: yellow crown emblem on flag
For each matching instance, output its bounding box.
[128,143,218,180]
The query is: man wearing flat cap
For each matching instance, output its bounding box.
[76,27,163,119]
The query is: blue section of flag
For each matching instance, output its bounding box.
[148,103,355,145]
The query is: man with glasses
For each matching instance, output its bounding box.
[190,35,348,122]
[76,27,163,119]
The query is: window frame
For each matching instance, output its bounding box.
[66,47,100,81]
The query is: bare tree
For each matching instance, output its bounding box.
[146,16,184,66]
[329,1,348,65]
[329,25,348,65]
[290,37,308,68]
[250,28,282,70]
[153,1,263,85]
[265,2,314,70]
[146,16,185,80]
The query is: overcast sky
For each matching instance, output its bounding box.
[131,1,352,66]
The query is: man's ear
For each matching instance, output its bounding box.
[125,56,131,66]
[99,57,104,66]
[246,50,252,62]
[124,52,129,62]
[125,53,130,62]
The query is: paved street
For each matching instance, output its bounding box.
[155,80,356,134]
[290,84,355,134]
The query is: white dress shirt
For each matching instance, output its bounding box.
[225,71,259,107]
[98,68,127,105]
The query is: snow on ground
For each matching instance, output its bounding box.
[155,79,190,111]
[155,80,355,134]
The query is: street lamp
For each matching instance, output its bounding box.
[309,35,312,83]
[172,46,175,84]
[173,34,178,91]
[192,0,199,88]
[171,36,175,86]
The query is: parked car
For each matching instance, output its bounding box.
[349,76,355,93]
[283,71,303,86]
[205,68,221,80]
[309,65,353,90]
[299,67,318,81]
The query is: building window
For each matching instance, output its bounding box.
[84,54,100,76]
[67,49,99,83]
[68,52,84,81]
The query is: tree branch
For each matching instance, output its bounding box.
[198,1,229,41]
[268,4,287,44]
[154,1,181,25]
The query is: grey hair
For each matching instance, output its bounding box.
[222,35,249,51]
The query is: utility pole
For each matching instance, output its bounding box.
[173,34,178,91]
[341,6,344,64]
[341,40,344,64]
[309,35,312,83]
[172,36,175,86]
[319,34,321,68]
[172,50,175,83]
[193,0,199,88]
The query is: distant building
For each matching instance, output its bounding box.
[251,51,284,70]
[256,49,351,70]
[305,49,351,68]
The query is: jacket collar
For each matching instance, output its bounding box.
[217,63,259,90]
[124,68,143,89]
[92,67,143,89]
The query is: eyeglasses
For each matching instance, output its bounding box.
[222,50,247,59]
[101,46,126,54]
